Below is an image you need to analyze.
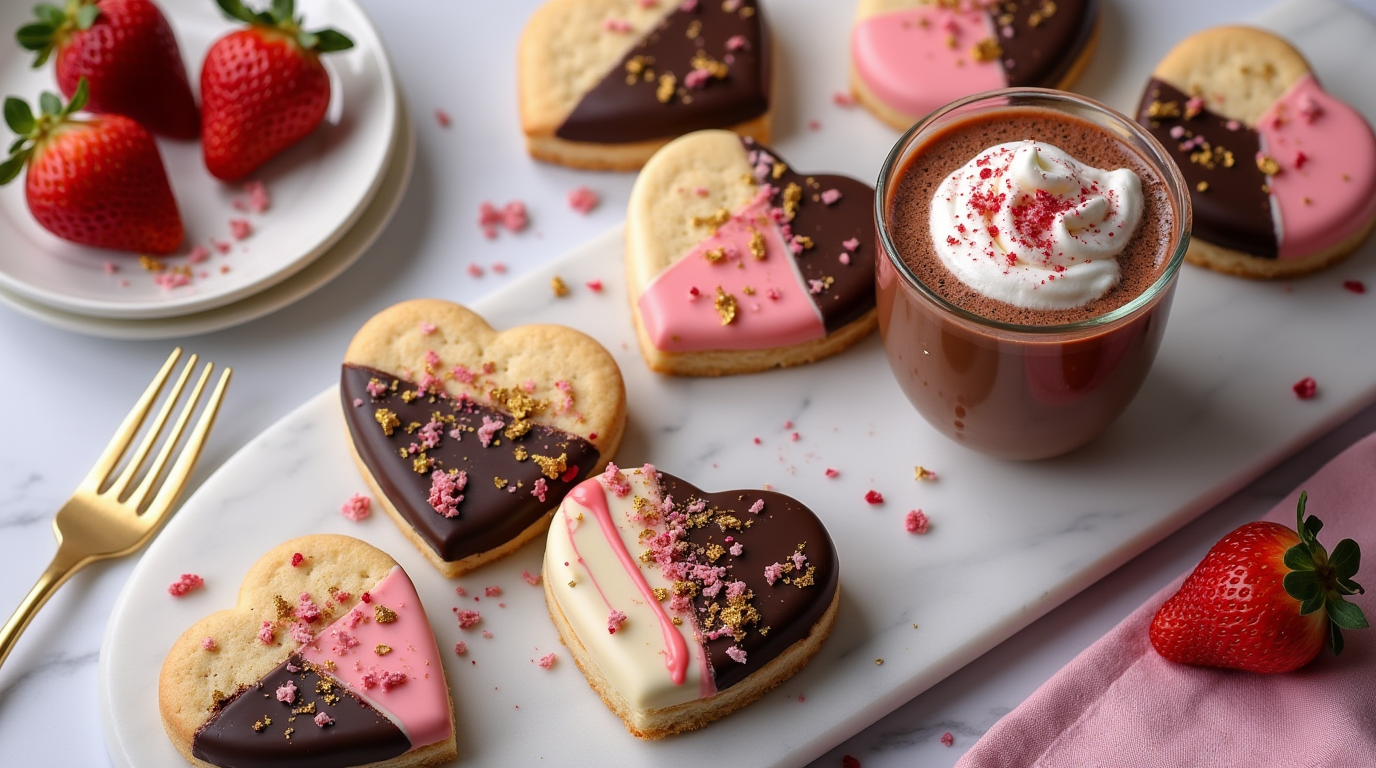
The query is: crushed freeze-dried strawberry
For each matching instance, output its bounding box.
[1343,280,1366,294]
[941,732,954,747]
[457,610,481,629]
[482,630,493,639]
[167,573,204,597]
[864,490,883,505]
[187,245,209,264]
[485,586,502,597]
[825,468,839,478]
[842,756,861,768]
[522,569,542,586]
[1293,377,1318,400]
[532,477,549,502]
[435,109,451,128]
[568,186,599,214]
[314,711,333,727]
[833,91,855,107]
[228,219,252,240]
[258,621,275,645]
[726,646,747,664]
[454,641,468,655]
[905,510,930,534]
[291,552,304,567]
[341,493,371,521]
[538,652,557,669]
[201,636,217,651]
[244,180,270,213]
[586,278,604,292]
[607,609,627,634]
[276,680,297,703]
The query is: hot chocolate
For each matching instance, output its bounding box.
[875,90,1190,460]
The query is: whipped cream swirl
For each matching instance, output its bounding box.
[929,140,1143,310]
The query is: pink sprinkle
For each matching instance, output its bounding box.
[522,569,542,586]
[451,365,475,384]
[330,628,360,654]
[457,610,482,629]
[1298,93,1323,123]
[585,278,604,292]
[538,652,557,669]
[467,263,485,277]
[941,732,955,747]
[103,260,118,274]
[839,253,852,265]
[455,586,467,597]
[601,463,632,498]
[825,468,839,478]
[684,68,712,89]
[1293,151,1308,170]
[153,271,191,290]
[428,470,467,518]
[258,621,275,645]
[418,321,437,336]
[1293,377,1318,400]
[290,621,314,645]
[865,490,884,505]
[454,641,468,655]
[228,219,252,241]
[568,185,599,214]
[1226,119,1241,131]
[478,416,504,447]
[481,226,497,240]
[783,420,792,429]
[244,180,270,213]
[212,239,231,254]
[905,509,930,534]
[200,636,217,651]
[602,17,632,32]
[361,592,372,604]
[790,432,800,441]
[167,573,204,597]
[491,261,508,274]
[340,492,371,521]
[484,586,502,598]
[291,552,304,568]
[276,680,297,703]
[729,542,743,556]
[379,671,407,691]
[366,379,387,397]
[1169,125,1185,139]
[753,437,762,445]
[726,34,748,51]
[808,278,825,295]
[842,237,860,251]
[764,562,784,586]
[187,246,209,264]
[295,592,322,622]
[607,609,628,634]
[726,645,748,664]
[435,109,452,128]
[1343,280,1366,294]
[314,711,334,727]
[482,630,493,639]
[820,189,842,205]
[748,499,764,514]
[833,91,856,107]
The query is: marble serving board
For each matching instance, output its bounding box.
[100,2,1376,767]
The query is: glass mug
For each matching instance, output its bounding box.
[874,89,1192,460]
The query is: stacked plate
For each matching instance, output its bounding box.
[0,0,413,339]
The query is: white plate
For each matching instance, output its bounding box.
[0,0,395,319]
[101,197,1376,768]
[0,92,413,340]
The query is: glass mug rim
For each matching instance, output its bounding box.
[873,87,1193,337]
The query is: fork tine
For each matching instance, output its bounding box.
[106,353,199,501]
[80,348,182,492]
[138,366,231,524]
[126,361,215,513]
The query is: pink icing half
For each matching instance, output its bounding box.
[301,566,450,748]
[637,196,825,353]
[852,7,1005,123]
[569,478,691,687]
[1257,74,1376,260]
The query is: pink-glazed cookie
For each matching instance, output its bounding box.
[850,0,1099,131]
[1137,26,1376,278]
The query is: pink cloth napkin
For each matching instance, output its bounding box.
[957,433,1376,768]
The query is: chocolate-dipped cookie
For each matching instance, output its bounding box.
[158,535,456,768]
[850,0,1100,131]
[543,464,840,738]
[342,299,626,577]
[626,130,877,376]
[1137,26,1376,278]
[519,0,771,170]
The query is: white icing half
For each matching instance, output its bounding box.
[544,471,710,712]
[929,140,1143,310]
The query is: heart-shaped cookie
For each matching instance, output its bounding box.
[519,0,771,170]
[159,535,455,768]
[1136,26,1376,278]
[626,130,877,376]
[342,299,626,577]
[543,464,839,738]
[850,0,1100,131]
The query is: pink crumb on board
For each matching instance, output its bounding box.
[905,509,930,534]
[167,573,204,597]
[941,732,955,747]
[340,493,371,521]
[537,653,557,669]
[435,109,452,128]
[864,490,883,505]
[1293,377,1318,400]
[568,186,599,214]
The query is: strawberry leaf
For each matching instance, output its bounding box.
[1284,569,1320,602]
[1330,538,1361,580]
[1299,592,1325,617]
[1327,599,1369,631]
[15,22,55,52]
[215,0,259,24]
[1283,543,1316,572]
[75,2,100,30]
[8,136,28,154]
[1336,576,1364,596]
[4,98,34,135]
[310,28,353,53]
[66,78,89,115]
[271,0,294,23]
[0,149,30,186]
[38,92,61,118]
[33,3,66,27]
[1330,624,1345,656]
[1303,514,1323,540]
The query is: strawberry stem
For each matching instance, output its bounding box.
[213,0,354,53]
[0,77,88,186]
[1281,491,1369,656]
[16,0,100,69]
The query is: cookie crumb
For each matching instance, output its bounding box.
[552,276,570,297]
[914,466,938,481]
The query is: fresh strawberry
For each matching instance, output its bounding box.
[1,79,184,255]
[200,0,353,181]
[1150,492,1368,673]
[15,0,200,140]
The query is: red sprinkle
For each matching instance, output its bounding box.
[1343,280,1366,294]
[941,732,955,747]
[561,466,580,483]
[825,468,839,478]
[291,552,304,567]
[864,490,884,505]
[1293,377,1318,400]
[586,279,604,292]
[167,573,204,597]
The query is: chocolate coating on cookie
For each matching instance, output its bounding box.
[1137,79,1278,258]
[342,365,600,563]
[556,0,769,143]
[192,656,410,768]
[995,0,1098,88]
[658,473,838,692]
[742,137,876,334]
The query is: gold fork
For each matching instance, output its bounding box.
[0,348,231,670]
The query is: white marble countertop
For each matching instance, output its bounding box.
[1,0,1372,766]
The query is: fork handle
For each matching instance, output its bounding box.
[0,546,88,671]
